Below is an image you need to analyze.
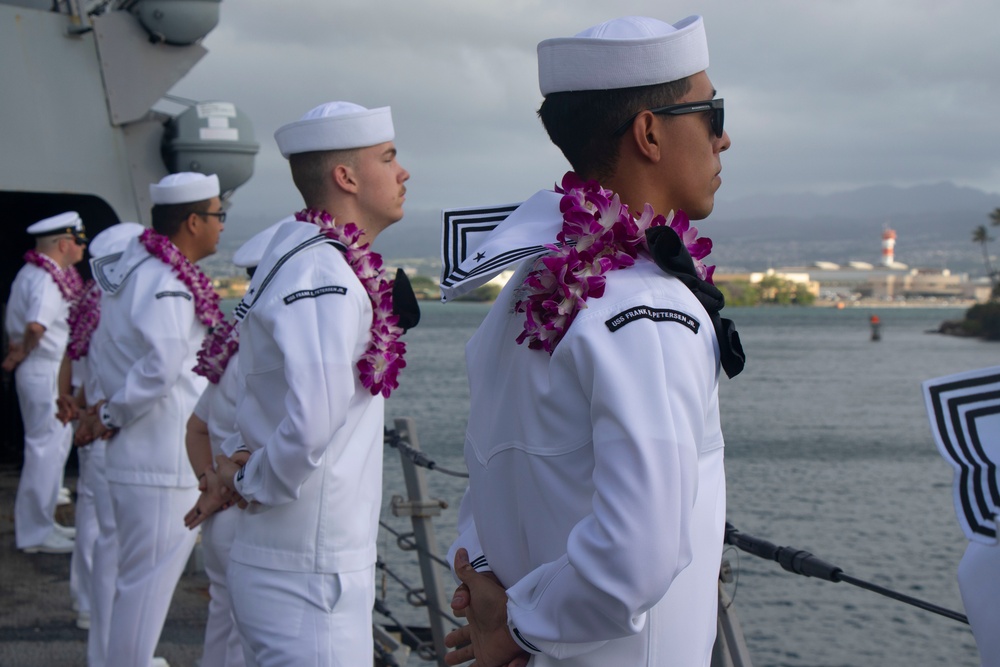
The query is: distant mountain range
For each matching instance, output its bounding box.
[715,181,1000,220]
[707,182,1000,273]
[224,182,1000,278]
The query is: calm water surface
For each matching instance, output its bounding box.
[380,302,990,666]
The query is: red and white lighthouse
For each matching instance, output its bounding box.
[881,228,897,267]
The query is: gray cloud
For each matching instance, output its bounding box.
[172,0,1000,235]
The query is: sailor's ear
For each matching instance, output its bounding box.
[185,210,202,229]
[629,111,664,164]
[333,164,359,194]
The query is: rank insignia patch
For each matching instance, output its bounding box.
[605,306,700,334]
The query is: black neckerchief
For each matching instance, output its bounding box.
[392,268,421,332]
[645,226,745,379]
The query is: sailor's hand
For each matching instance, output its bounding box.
[2,342,25,372]
[184,493,212,529]
[444,549,528,667]
[75,407,102,446]
[184,468,233,529]
[451,570,502,618]
[56,394,79,425]
[214,453,252,509]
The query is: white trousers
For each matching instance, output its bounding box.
[201,507,246,667]
[13,355,73,548]
[86,441,115,667]
[104,482,199,667]
[958,540,1000,667]
[71,441,101,615]
[229,561,375,667]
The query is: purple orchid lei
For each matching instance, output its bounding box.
[64,265,85,298]
[296,208,406,398]
[193,318,239,384]
[23,250,86,302]
[67,281,100,361]
[514,171,715,354]
[140,228,224,329]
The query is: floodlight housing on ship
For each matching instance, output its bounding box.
[162,101,260,196]
[131,0,221,46]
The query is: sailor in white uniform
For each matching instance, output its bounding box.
[443,16,741,667]
[183,222,282,667]
[67,349,98,629]
[4,211,87,554]
[82,172,226,666]
[959,540,1000,667]
[64,222,145,634]
[51,221,145,662]
[215,101,410,667]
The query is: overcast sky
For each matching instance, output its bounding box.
[171,0,1000,236]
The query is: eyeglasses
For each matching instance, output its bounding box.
[612,98,725,138]
[199,210,227,223]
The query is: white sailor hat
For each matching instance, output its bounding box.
[88,222,144,258]
[537,15,709,95]
[149,172,221,205]
[233,219,285,269]
[274,102,394,159]
[27,211,86,238]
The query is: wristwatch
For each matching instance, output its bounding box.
[99,402,118,430]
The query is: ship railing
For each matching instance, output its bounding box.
[723,523,969,625]
[380,418,464,666]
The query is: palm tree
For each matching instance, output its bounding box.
[973,224,996,292]
[990,207,1000,228]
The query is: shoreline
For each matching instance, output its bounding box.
[813,299,971,309]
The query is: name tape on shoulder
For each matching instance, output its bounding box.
[283,285,347,305]
[605,306,700,334]
[155,290,192,300]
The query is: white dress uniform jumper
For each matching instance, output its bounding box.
[76,221,145,666]
[446,185,742,666]
[5,255,74,550]
[193,354,247,667]
[89,235,206,666]
[223,220,383,667]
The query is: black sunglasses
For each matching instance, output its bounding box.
[64,229,88,245]
[199,210,227,223]
[612,98,725,138]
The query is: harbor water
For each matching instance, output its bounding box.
[379,301,988,666]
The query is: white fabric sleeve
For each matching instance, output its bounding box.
[102,290,197,428]
[447,486,491,584]
[958,541,1000,665]
[220,432,247,457]
[25,271,62,331]
[218,357,241,410]
[217,357,245,456]
[233,284,364,506]
[192,384,212,423]
[85,352,105,404]
[503,305,713,658]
